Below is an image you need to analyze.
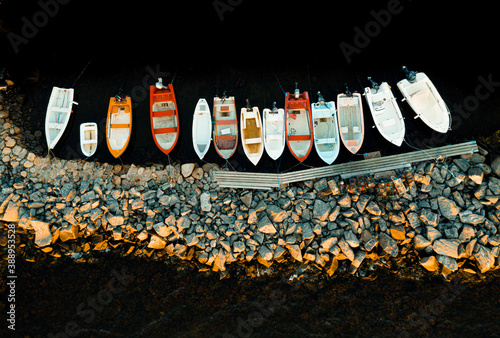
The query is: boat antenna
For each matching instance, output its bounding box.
[317,91,325,105]
[344,83,352,97]
[245,99,251,111]
[294,81,300,99]
[367,77,380,92]
[402,66,416,83]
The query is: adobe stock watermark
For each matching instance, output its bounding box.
[7,0,71,54]
[212,0,244,22]
[413,73,500,147]
[47,267,135,338]
[339,0,411,64]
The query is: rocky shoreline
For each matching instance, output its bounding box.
[1,86,500,279]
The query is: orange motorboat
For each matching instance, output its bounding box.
[285,83,313,162]
[150,78,179,156]
[106,94,132,158]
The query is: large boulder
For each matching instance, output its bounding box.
[31,220,52,247]
[437,197,460,221]
[432,239,461,259]
[378,233,399,257]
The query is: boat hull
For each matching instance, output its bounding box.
[397,72,451,133]
[192,98,212,160]
[312,100,340,164]
[240,107,264,166]
[213,96,238,160]
[337,92,364,154]
[106,96,132,158]
[285,91,313,162]
[263,108,285,160]
[150,84,179,156]
[45,87,76,150]
[80,122,98,157]
[364,82,405,146]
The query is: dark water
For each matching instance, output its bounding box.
[2,0,500,336]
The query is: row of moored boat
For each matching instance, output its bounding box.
[45,66,452,164]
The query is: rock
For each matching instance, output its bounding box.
[437,255,458,272]
[349,250,366,273]
[313,199,331,221]
[470,153,485,164]
[338,238,355,261]
[406,212,421,229]
[321,237,337,251]
[364,238,378,251]
[437,196,460,221]
[468,166,484,185]
[1,201,19,222]
[326,258,339,276]
[185,233,199,247]
[459,210,486,225]
[247,210,258,225]
[344,230,360,248]
[474,245,495,273]
[148,235,167,249]
[453,158,470,172]
[356,195,371,214]
[426,226,442,242]
[31,220,52,247]
[378,233,399,257]
[233,241,246,253]
[286,244,302,262]
[191,167,204,180]
[108,216,125,227]
[459,225,476,243]
[176,216,191,233]
[258,245,274,261]
[419,209,438,226]
[181,163,196,178]
[491,156,500,177]
[153,222,172,238]
[200,192,211,212]
[432,239,461,259]
[390,225,406,241]
[59,223,79,242]
[488,177,500,195]
[240,191,252,209]
[466,239,477,256]
[414,235,431,250]
[266,205,287,223]
[338,194,351,208]
[257,214,277,234]
[365,201,381,216]
[5,137,15,147]
[420,256,440,271]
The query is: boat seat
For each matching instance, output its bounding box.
[111,124,130,129]
[47,122,64,130]
[217,134,236,140]
[152,110,175,118]
[217,119,236,125]
[382,119,396,127]
[347,140,358,146]
[244,137,262,145]
[52,107,68,113]
[220,127,232,135]
[81,139,96,144]
[340,126,349,134]
[352,126,361,133]
[288,134,310,141]
[266,134,283,140]
[154,127,177,134]
[316,137,336,144]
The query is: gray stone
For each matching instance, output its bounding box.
[406,212,421,229]
[200,192,211,212]
[313,199,331,221]
[437,254,458,272]
[344,230,360,248]
[474,245,495,273]
[108,216,125,227]
[459,225,476,242]
[59,223,79,242]
[365,201,381,216]
[181,163,196,178]
[240,191,253,209]
[258,245,274,261]
[266,204,287,223]
[338,194,351,208]
[459,210,486,225]
[378,233,399,257]
[420,256,440,271]
[148,235,167,249]
[154,222,172,238]
[426,226,442,242]
[468,166,484,185]
[437,196,460,221]
[432,239,461,259]
[31,220,52,247]
[356,195,371,214]
[286,244,302,262]
[488,177,500,195]
[338,238,355,261]
[453,158,470,172]
[1,201,19,222]
[414,235,431,250]
[176,216,191,233]
[419,209,438,226]
[364,238,378,251]
[233,241,246,253]
[390,225,406,241]
[491,156,500,177]
[257,214,277,234]
[349,250,366,273]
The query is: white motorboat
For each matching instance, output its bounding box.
[311,92,340,164]
[80,122,98,157]
[262,102,285,161]
[192,98,212,160]
[337,85,364,154]
[364,78,405,146]
[397,66,451,133]
[240,100,264,166]
[45,87,78,150]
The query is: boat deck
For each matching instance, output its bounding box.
[213,141,478,190]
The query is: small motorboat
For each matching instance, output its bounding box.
[397,66,451,133]
[192,98,212,160]
[150,78,179,156]
[364,78,405,146]
[240,99,264,166]
[262,102,285,161]
[80,122,98,157]
[45,87,78,151]
[106,93,132,158]
[285,82,313,162]
[213,92,238,160]
[311,92,340,164]
[337,84,364,154]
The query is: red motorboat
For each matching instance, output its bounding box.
[150,78,179,156]
[285,83,313,162]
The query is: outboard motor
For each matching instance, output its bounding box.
[344,83,352,97]
[115,89,124,101]
[245,99,252,111]
[368,77,380,91]
[155,77,167,89]
[221,91,227,103]
[272,101,278,113]
[317,91,325,105]
[294,81,300,99]
[402,66,417,83]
